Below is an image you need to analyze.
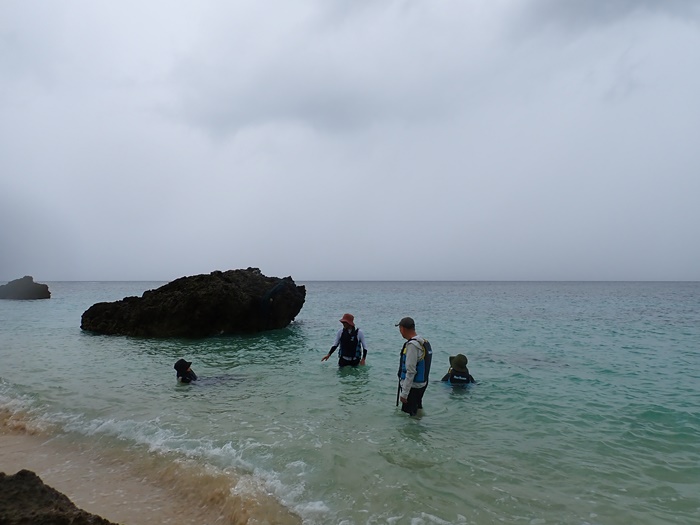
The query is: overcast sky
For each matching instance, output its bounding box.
[2,1,699,281]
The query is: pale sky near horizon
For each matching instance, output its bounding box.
[2,1,699,282]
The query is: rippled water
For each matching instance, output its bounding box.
[1,281,699,524]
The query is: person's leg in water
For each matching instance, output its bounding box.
[416,384,427,409]
[338,358,360,368]
[401,387,422,416]
[415,384,427,410]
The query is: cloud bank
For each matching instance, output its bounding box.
[2,0,698,280]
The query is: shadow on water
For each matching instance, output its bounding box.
[335,365,370,406]
[336,364,369,381]
[100,324,311,367]
[379,418,442,470]
[181,374,244,387]
[446,383,475,399]
[398,418,430,445]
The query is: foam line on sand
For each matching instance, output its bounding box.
[0,431,224,525]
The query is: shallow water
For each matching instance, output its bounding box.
[1,281,699,524]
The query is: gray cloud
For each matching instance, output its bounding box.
[515,0,700,34]
[1,1,699,281]
[166,1,502,135]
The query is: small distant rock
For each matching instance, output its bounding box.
[0,276,51,300]
[81,267,306,338]
[0,469,118,525]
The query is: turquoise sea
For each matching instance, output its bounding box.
[1,281,699,524]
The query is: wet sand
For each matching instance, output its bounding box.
[0,432,226,525]
[0,406,302,525]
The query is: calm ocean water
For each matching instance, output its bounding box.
[1,281,699,524]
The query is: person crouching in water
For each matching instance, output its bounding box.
[174,358,198,383]
[322,313,368,367]
[441,354,475,385]
[396,317,432,416]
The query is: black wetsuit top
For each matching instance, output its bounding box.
[177,370,198,383]
[440,369,475,385]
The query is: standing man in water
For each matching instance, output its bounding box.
[396,317,432,416]
[322,313,368,367]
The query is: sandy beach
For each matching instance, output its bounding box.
[0,431,225,525]
[0,403,302,525]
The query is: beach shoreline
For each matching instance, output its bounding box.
[0,407,302,525]
[0,430,225,525]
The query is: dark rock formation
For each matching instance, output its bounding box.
[0,276,51,300]
[0,469,118,525]
[81,267,306,338]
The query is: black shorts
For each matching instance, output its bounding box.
[401,385,427,416]
[338,357,361,367]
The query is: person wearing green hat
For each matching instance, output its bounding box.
[440,354,475,385]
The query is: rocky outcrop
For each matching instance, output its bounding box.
[80,268,306,338]
[0,276,50,300]
[0,469,118,525]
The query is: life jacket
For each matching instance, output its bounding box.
[447,370,474,385]
[339,327,362,360]
[399,337,433,384]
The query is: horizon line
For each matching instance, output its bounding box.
[4,278,699,284]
